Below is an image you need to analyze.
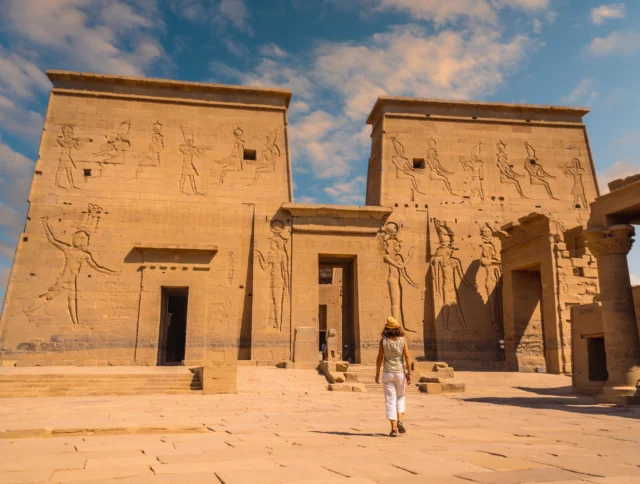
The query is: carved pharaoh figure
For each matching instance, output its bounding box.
[55,125,92,189]
[381,222,419,333]
[216,127,246,184]
[461,142,485,202]
[94,120,131,165]
[496,140,527,199]
[523,142,558,200]
[560,148,588,210]
[179,127,208,195]
[256,236,290,331]
[479,223,503,332]
[24,217,117,325]
[135,121,164,177]
[390,137,424,194]
[250,129,280,185]
[431,219,476,333]
[426,137,456,195]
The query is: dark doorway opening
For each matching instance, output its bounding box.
[318,257,358,363]
[158,287,189,366]
[587,337,608,382]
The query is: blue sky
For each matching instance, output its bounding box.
[1,0,640,304]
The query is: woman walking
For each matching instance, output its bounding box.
[375,316,412,437]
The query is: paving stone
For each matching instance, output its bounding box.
[455,468,594,483]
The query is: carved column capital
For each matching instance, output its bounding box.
[584,224,635,258]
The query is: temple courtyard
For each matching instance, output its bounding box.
[0,368,639,483]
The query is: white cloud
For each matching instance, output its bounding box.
[591,4,626,25]
[0,52,51,100]
[0,240,16,261]
[236,58,315,99]
[561,78,599,105]
[324,176,366,205]
[0,94,44,142]
[2,0,165,77]
[0,139,33,240]
[631,273,640,285]
[219,0,250,33]
[223,38,249,57]
[329,0,549,25]
[597,160,640,194]
[260,43,289,59]
[314,25,537,120]
[289,100,311,117]
[588,31,640,56]
[296,196,317,203]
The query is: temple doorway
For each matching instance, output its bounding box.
[158,287,189,366]
[318,257,358,363]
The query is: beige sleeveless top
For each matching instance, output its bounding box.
[382,337,405,374]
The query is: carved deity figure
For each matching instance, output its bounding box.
[461,142,485,202]
[390,137,424,194]
[55,125,92,189]
[216,127,246,184]
[383,234,419,333]
[426,137,456,195]
[431,220,476,333]
[524,142,558,200]
[179,127,209,195]
[94,120,131,165]
[256,236,290,331]
[560,150,587,209]
[24,217,116,325]
[479,223,503,332]
[496,140,527,199]
[250,129,280,185]
[135,121,164,177]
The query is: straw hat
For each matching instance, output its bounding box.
[385,316,400,329]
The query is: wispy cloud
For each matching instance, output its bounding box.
[590,3,626,25]
[561,78,599,105]
[260,43,289,59]
[324,176,366,205]
[588,31,640,56]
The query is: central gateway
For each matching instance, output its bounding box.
[0,72,600,373]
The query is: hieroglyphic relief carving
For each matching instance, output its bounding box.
[496,141,527,199]
[76,203,103,233]
[524,142,558,200]
[250,129,280,185]
[426,138,456,195]
[24,214,117,325]
[380,222,419,333]
[227,251,235,285]
[135,121,164,178]
[216,127,245,184]
[390,137,424,194]
[255,220,290,331]
[461,142,485,202]
[179,126,209,195]
[479,223,504,332]
[431,219,476,333]
[55,125,93,189]
[560,146,588,210]
[212,296,233,331]
[94,120,131,166]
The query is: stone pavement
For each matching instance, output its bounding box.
[0,368,639,483]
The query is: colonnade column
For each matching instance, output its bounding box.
[585,224,640,404]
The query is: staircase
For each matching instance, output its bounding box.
[349,365,421,394]
[0,367,202,398]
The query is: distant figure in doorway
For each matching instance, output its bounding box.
[375,317,412,437]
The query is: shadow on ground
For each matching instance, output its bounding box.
[463,391,640,420]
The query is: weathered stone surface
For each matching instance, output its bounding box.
[327,383,352,392]
[417,382,442,394]
[441,382,465,393]
[336,361,349,372]
[350,383,367,392]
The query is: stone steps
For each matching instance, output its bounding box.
[348,365,421,394]
[0,368,202,397]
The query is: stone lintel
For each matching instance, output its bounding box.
[366,96,590,126]
[282,203,392,220]
[46,70,292,108]
[133,244,218,252]
[589,176,640,228]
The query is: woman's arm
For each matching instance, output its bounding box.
[404,339,412,384]
[375,339,384,384]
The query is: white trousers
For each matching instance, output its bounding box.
[382,372,406,420]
